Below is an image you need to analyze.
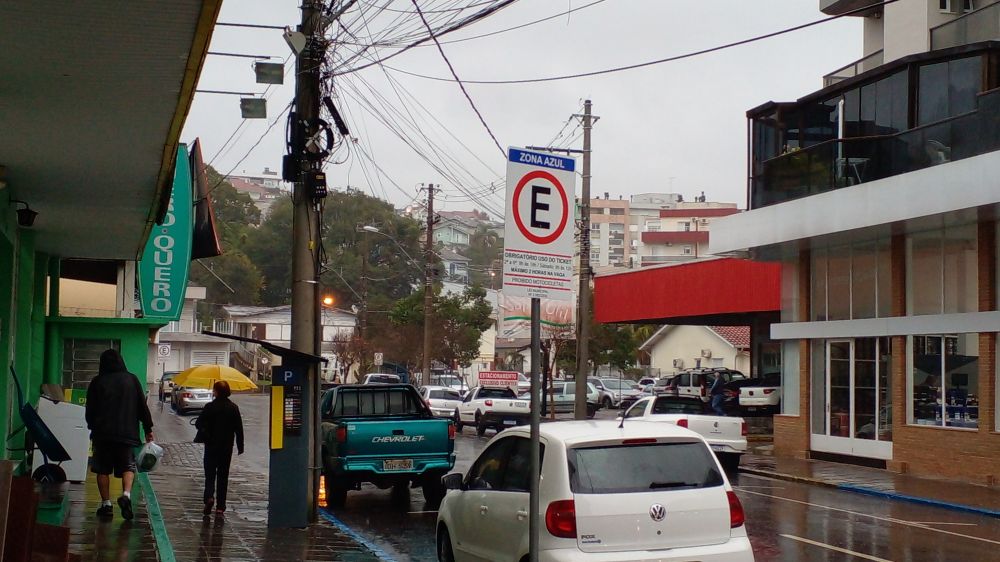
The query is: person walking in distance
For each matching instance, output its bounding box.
[196,380,245,516]
[85,349,154,520]
[709,374,727,417]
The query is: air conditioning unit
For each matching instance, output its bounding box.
[672,358,684,369]
[701,349,713,358]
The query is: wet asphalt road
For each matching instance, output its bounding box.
[153,393,1000,561]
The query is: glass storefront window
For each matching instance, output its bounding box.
[827,245,851,321]
[908,230,945,315]
[811,248,827,322]
[908,225,978,315]
[811,340,827,435]
[852,242,877,319]
[910,334,979,429]
[943,223,978,314]
[811,237,892,321]
[876,237,893,317]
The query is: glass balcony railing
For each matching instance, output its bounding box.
[751,88,1000,209]
[823,50,884,87]
[931,1,1000,50]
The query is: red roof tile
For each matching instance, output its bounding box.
[709,326,750,349]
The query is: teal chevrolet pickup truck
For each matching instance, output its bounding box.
[320,384,456,507]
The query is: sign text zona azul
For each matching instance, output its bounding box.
[508,148,575,172]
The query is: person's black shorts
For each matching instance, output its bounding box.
[91,441,137,477]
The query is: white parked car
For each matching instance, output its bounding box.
[421,385,465,420]
[362,373,401,385]
[738,373,781,413]
[457,386,531,436]
[436,420,753,562]
[621,395,747,471]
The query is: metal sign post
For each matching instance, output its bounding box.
[502,147,577,562]
[528,297,541,562]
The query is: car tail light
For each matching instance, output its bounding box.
[182,392,193,399]
[545,500,576,538]
[622,438,657,445]
[676,419,689,429]
[741,422,748,436]
[724,389,737,397]
[763,388,776,395]
[448,423,456,440]
[727,491,745,528]
[484,399,493,407]
[335,425,347,443]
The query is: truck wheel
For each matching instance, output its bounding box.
[719,453,741,473]
[423,473,446,509]
[391,482,410,505]
[328,482,348,508]
[586,403,597,419]
[454,410,463,432]
[475,413,487,437]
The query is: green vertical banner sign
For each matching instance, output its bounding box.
[139,145,193,321]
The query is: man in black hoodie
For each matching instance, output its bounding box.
[85,349,154,520]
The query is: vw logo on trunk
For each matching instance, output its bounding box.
[649,503,666,522]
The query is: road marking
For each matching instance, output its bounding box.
[734,484,784,490]
[899,521,977,526]
[740,489,1000,546]
[779,534,892,562]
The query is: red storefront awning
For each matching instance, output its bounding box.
[594,257,781,325]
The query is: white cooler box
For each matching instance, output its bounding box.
[36,399,90,482]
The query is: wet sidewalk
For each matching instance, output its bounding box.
[64,472,159,561]
[739,453,1000,517]
[150,442,381,561]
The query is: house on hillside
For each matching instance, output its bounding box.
[640,325,751,375]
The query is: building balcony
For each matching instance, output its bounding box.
[641,231,709,244]
[931,1,1000,50]
[749,43,1000,210]
[823,50,883,87]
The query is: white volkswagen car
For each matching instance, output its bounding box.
[435,421,754,562]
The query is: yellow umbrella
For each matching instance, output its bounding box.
[173,364,258,392]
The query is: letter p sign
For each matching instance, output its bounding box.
[282,370,295,383]
[530,184,551,229]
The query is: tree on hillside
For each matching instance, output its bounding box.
[380,285,493,374]
[466,224,502,287]
[188,166,264,307]
[243,196,294,305]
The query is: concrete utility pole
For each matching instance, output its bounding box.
[574,100,594,420]
[422,183,435,384]
[289,0,324,524]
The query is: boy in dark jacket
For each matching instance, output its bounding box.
[196,380,245,516]
[85,349,154,520]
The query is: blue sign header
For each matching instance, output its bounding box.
[508,148,576,172]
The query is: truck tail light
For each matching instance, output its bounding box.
[335,425,347,443]
[545,500,577,538]
[763,388,776,395]
[448,423,456,440]
[727,491,745,528]
[676,419,689,429]
[741,422,748,436]
[700,386,706,397]
[484,399,493,407]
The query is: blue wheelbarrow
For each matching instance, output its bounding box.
[9,365,71,483]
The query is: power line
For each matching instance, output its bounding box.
[410,0,505,157]
[355,0,898,84]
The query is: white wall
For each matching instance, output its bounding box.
[648,325,742,373]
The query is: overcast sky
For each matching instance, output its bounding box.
[181,0,862,217]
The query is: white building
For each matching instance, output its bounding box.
[640,325,751,376]
[711,0,1000,482]
[147,286,231,383]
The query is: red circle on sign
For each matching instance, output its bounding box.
[512,170,569,245]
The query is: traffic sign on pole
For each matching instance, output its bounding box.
[502,148,577,302]
[374,352,383,367]
[157,343,171,358]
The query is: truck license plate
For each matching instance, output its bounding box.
[514,402,527,408]
[383,459,413,471]
[711,445,725,452]
[503,419,517,426]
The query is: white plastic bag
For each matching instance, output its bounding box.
[137,441,164,473]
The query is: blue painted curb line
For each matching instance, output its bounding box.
[319,508,399,561]
[837,484,1000,519]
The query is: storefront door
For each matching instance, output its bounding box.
[811,337,892,460]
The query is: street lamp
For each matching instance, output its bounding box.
[358,225,419,267]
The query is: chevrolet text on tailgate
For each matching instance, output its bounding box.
[320,384,456,508]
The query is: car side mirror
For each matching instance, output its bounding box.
[443,472,465,491]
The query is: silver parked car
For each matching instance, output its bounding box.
[420,385,464,419]
[171,386,213,414]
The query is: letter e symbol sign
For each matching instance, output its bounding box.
[530,184,551,229]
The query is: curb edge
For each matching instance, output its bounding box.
[139,473,176,562]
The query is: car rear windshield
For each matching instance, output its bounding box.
[652,397,706,415]
[568,442,723,494]
[367,375,400,384]
[332,388,427,417]
[429,389,461,400]
[478,387,517,399]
